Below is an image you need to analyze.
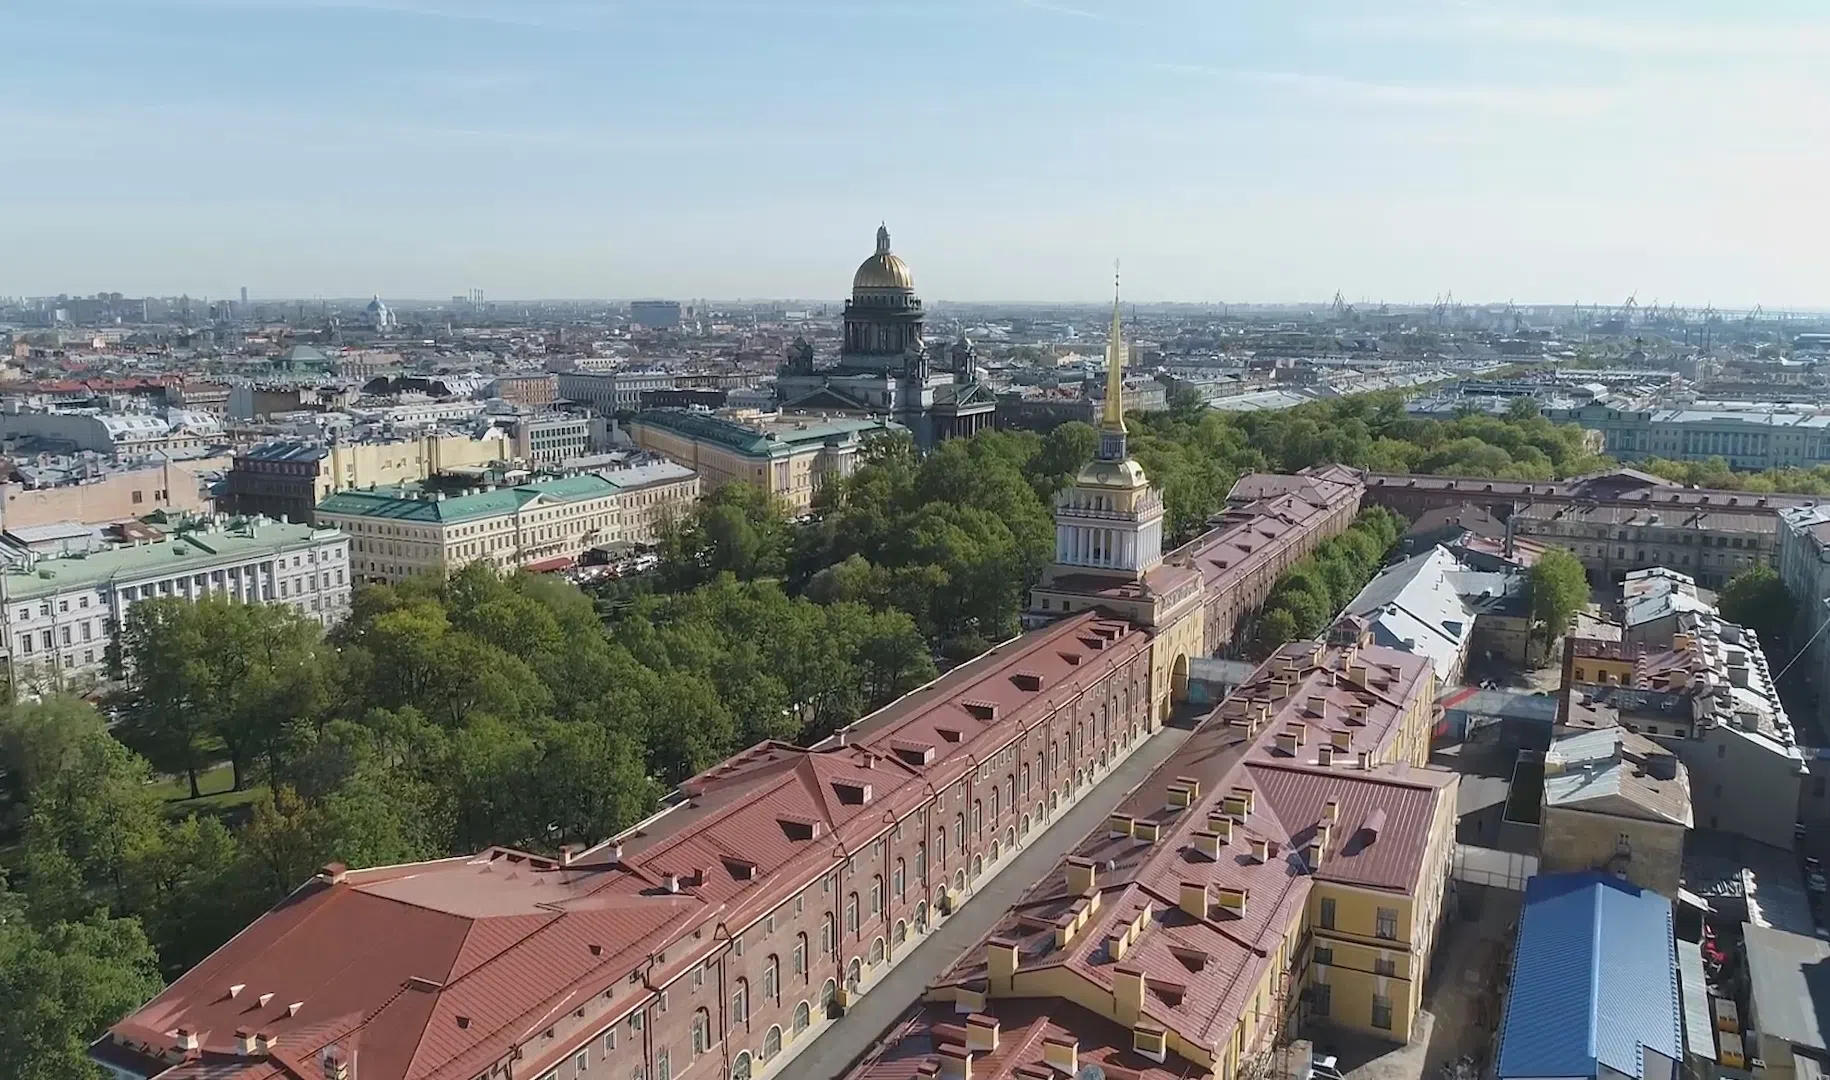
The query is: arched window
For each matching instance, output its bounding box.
[894,919,908,944]
[793,1000,811,1034]
[732,978,749,1025]
[893,858,906,900]
[820,979,837,1015]
[763,1026,782,1060]
[731,1051,752,1080]
[915,901,929,931]
[763,956,779,1002]
[972,854,984,879]
[794,933,808,976]
[846,957,862,989]
[691,1008,711,1055]
[1005,827,1015,850]
[820,914,835,955]
[870,875,883,915]
[954,868,967,892]
[869,937,886,964]
[990,839,1001,861]
[845,893,859,936]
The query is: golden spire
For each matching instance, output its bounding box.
[1102,263,1126,432]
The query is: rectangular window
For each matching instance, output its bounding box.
[1318,897,1336,930]
[1311,982,1331,1017]
[656,1051,670,1080]
[1371,993,1393,1030]
[1374,957,1396,977]
[605,1029,617,1054]
[575,1050,589,1073]
[1312,944,1333,966]
[1375,907,1398,940]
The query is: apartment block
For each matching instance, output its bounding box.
[220,431,512,525]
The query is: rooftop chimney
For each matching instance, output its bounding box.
[938,1043,973,1080]
[175,1029,200,1053]
[663,872,681,893]
[1043,1035,1079,1076]
[235,1029,256,1056]
[1178,880,1209,919]
[966,1013,1000,1053]
[559,844,581,867]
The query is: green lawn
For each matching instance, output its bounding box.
[149,763,267,817]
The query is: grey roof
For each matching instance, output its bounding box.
[1743,922,1830,1052]
[1341,545,1476,682]
[1543,727,1692,827]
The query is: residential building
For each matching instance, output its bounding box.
[1513,502,1771,588]
[489,373,558,407]
[626,409,898,513]
[219,431,512,525]
[1539,728,1692,898]
[0,517,349,694]
[1778,503,1830,734]
[0,407,219,461]
[556,369,677,412]
[96,609,1165,1080]
[316,466,698,582]
[226,382,358,419]
[1559,590,1804,849]
[509,412,591,465]
[845,639,1454,1080]
[1741,922,1830,1080]
[1494,873,1682,1080]
[773,226,997,447]
[1362,469,1815,581]
[0,460,211,528]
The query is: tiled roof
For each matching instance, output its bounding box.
[925,641,1448,1064]
[0,520,343,600]
[850,998,1200,1080]
[1168,467,1362,595]
[630,409,901,458]
[101,611,1150,1080]
[1496,873,1679,1080]
[1543,727,1692,828]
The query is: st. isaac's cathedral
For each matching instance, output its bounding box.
[774,225,998,448]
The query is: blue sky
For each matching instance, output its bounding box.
[3,0,1827,305]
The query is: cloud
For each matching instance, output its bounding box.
[1161,65,1620,115]
[1321,4,1830,59]
[1014,0,1116,22]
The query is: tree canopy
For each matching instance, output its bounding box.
[1529,548,1592,647]
[1718,564,1797,656]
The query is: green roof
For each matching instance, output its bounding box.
[631,410,901,458]
[315,474,620,525]
[1,521,340,600]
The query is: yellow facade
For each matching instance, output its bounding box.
[1570,653,1636,685]
[317,432,511,503]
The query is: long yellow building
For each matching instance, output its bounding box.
[849,638,1457,1080]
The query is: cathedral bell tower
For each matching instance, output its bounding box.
[1048,272,1164,581]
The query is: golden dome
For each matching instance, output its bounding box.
[852,224,915,291]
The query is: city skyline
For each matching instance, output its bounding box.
[5,1,1828,305]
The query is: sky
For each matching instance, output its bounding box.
[3,0,1829,306]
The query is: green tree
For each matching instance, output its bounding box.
[0,892,163,1080]
[111,599,215,799]
[1718,564,1797,656]
[1529,548,1591,650]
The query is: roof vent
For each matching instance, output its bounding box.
[235,1029,256,1055]
[287,1001,304,1017]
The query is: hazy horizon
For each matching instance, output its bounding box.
[5,1,1827,308]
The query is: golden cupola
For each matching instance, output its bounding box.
[852,224,916,291]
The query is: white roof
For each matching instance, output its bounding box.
[1342,546,1476,682]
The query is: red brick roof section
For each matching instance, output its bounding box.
[851,998,1199,1080]
[101,611,1151,1080]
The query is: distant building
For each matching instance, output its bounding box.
[1562,399,1830,470]
[555,370,677,413]
[625,409,896,513]
[508,413,591,465]
[0,517,350,694]
[365,295,397,333]
[628,299,682,330]
[1778,503,1830,732]
[772,225,996,448]
[490,373,559,408]
[0,461,211,529]
[0,407,219,461]
[315,466,698,583]
[219,431,512,525]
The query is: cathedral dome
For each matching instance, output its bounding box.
[852,225,915,291]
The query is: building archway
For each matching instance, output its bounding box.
[914,901,929,932]
[1172,650,1191,704]
[820,979,837,1017]
[846,957,862,989]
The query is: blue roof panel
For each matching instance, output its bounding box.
[1496,872,1679,1080]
